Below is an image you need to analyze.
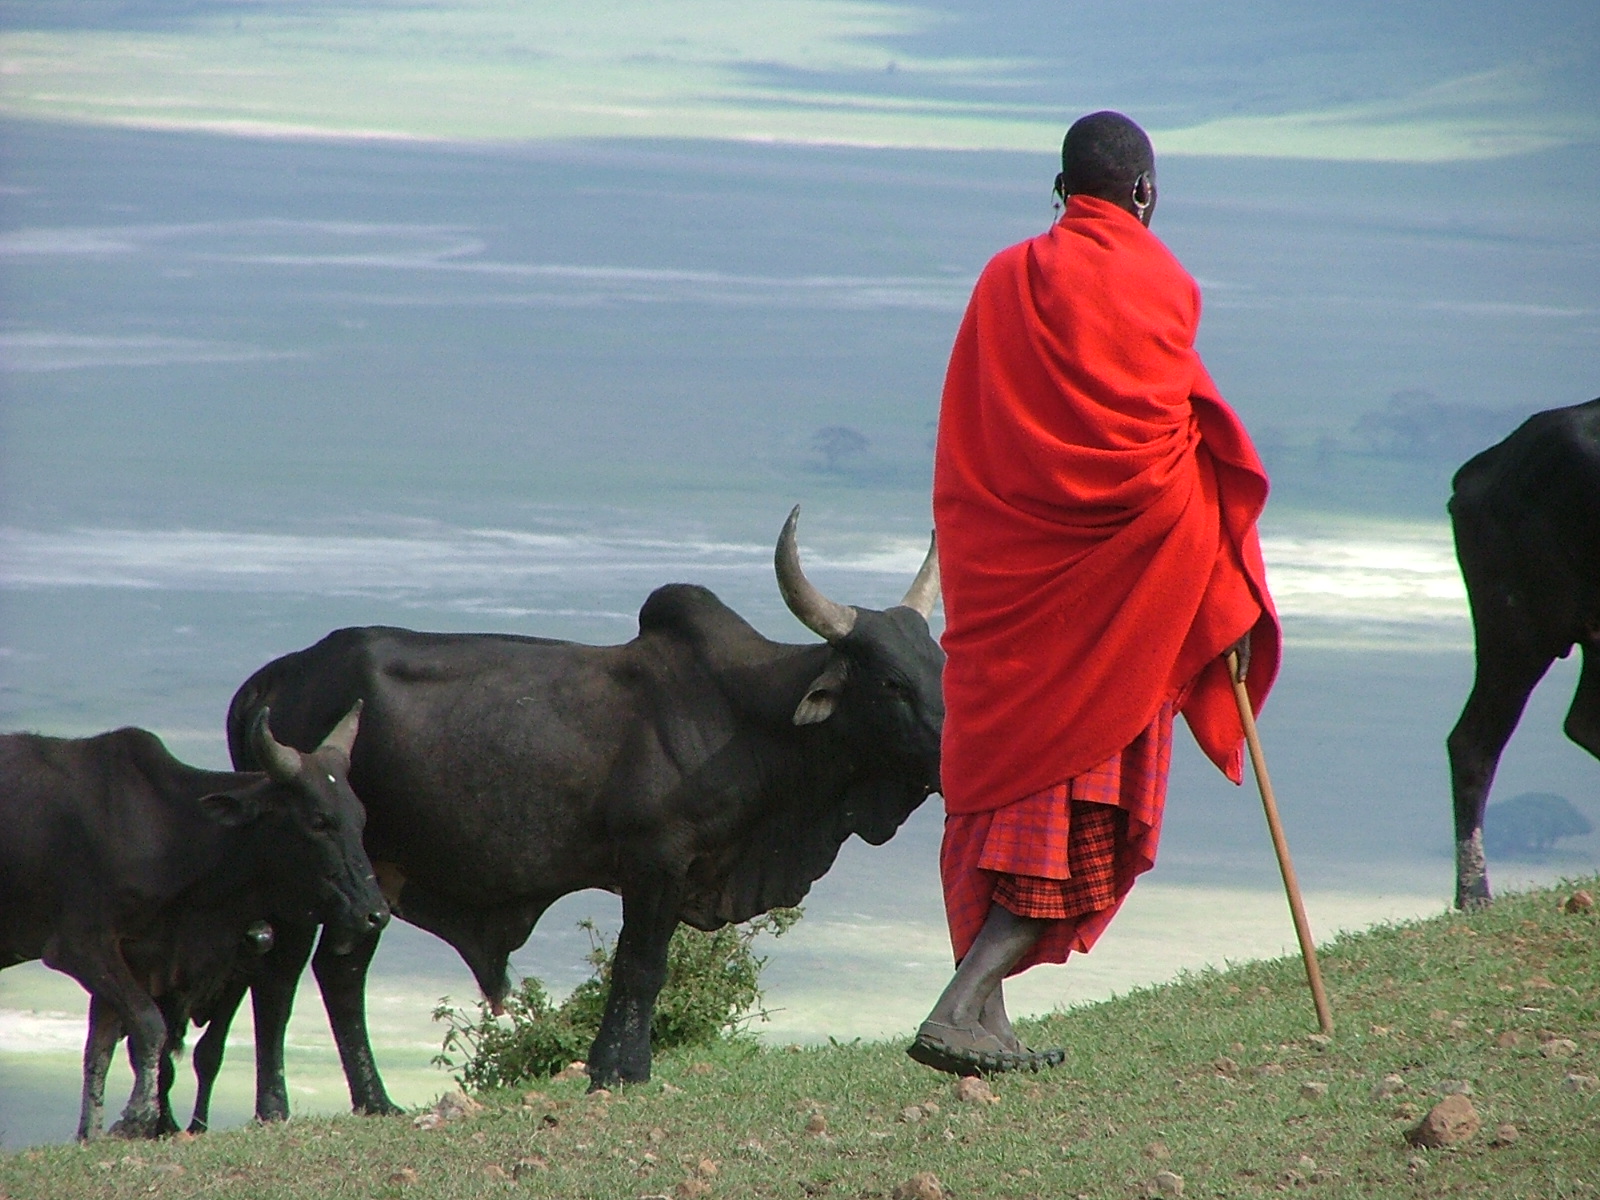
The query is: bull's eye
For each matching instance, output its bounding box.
[309,813,336,833]
[880,678,909,698]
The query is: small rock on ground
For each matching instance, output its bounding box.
[891,1171,945,1200]
[1406,1094,1481,1148]
[1562,889,1593,913]
[1371,1074,1406,1100]
[954,1076,999,1104]
[1148,1169,1184,1196]
[433,1090,484,1121]
[1561,1074,1598,1093]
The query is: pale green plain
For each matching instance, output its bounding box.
[2,0,1596,160]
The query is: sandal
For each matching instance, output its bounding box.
[906,1020,1062,1076]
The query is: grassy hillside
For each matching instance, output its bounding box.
[3,876,1596,1200]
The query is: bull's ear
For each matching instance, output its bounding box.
[198,791,263,827]
[793,657,850,726]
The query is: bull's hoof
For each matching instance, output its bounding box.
[1455,889,1493,911]
[587,1067,647,1092]
[108,1113,163,1140]
[358,1099,405,1117]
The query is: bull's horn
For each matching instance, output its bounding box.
[318,699,363,759]
[251,708,303,784]
[775,505,857,642]
[900,531,940,618]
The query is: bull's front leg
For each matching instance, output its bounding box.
[588,875,683,1090]
[312,924,400,1116]
[1446,640,1550,910]
[247,920,318,1122]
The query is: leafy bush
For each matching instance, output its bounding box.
[432,976,592,1091]
[433,908,801,1091]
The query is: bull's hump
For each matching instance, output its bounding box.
[638,584,760,644]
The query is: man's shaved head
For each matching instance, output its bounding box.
[1060,111,1155,201]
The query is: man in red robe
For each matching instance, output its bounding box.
[910,111,1281,1075]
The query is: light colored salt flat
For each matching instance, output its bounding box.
[752,882,1447,1043]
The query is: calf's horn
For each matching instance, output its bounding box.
[251,708,303,784]
[775,505,857,641]
[900,531,940,618]
[318,699,364,760]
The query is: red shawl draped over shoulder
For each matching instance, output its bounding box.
[933,194,1281,815]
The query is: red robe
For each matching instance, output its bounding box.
[933,194,1280,816]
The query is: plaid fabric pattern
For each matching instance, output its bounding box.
[940,699,1176,974]
[992,801,1123,919]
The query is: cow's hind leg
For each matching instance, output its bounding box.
[77,995,122,1141]
[1447,641,1551,909]
[53,938,166,1139]
[588,876,683,1089]
[311,925,400,1116]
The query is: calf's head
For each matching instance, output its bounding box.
[776,506,945,825]
[199,702,389,951]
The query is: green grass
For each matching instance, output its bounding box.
[3,877,1597,1199]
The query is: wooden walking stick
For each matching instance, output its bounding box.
[1228,650,1334,1035]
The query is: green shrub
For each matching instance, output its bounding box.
[433,908,801,1091]
[431,976,592,1091]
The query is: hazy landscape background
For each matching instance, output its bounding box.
[2,0,1598,1148]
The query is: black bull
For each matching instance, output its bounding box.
[187,508,943,1118]
[1448,396,1600,908]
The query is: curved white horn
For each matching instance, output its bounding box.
[318,699,363,759]
[900,531,940,618]
[774,505,856,641]
[251,708,302,784]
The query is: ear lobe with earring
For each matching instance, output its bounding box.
[1131,171,1153,221]
[1051,172,1065,220]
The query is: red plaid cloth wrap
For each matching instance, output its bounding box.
[940,698,1175,974]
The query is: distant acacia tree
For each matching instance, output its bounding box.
[1351,389,1522,463]
[1484,792,1593,859]
[811,425,871,475]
